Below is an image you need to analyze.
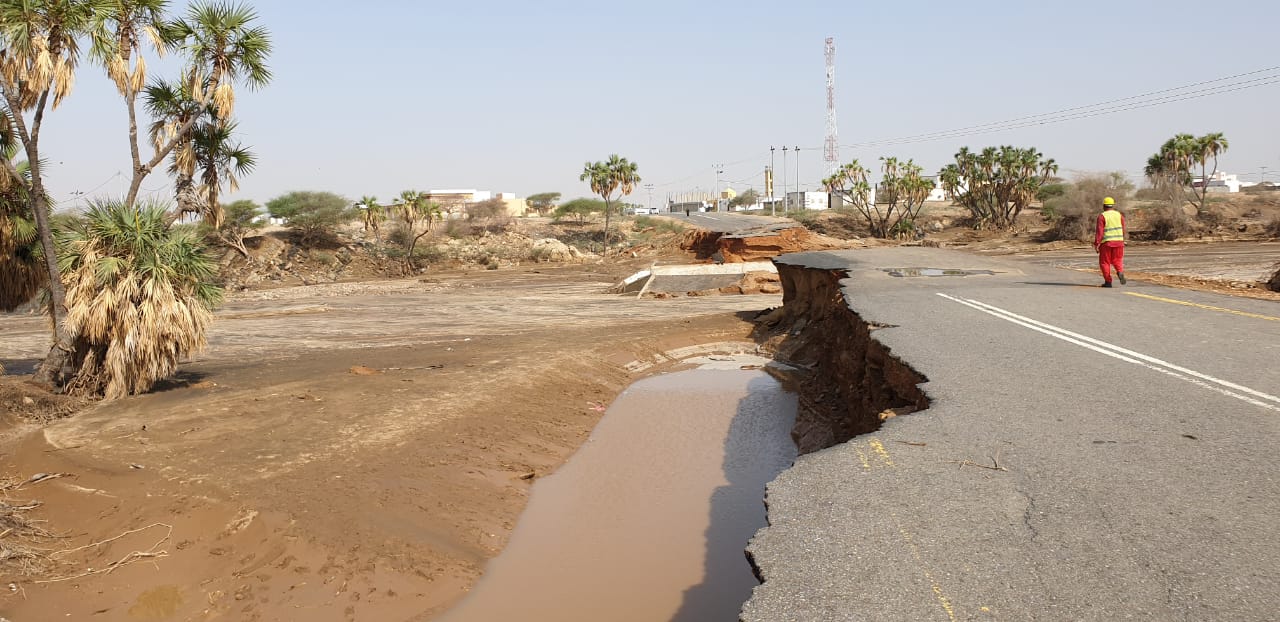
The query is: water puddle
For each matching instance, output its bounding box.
[883,267,996,277]
[439,365,797,622]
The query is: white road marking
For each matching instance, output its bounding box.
[937,293,1280,412]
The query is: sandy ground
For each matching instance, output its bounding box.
[0,263,779,621]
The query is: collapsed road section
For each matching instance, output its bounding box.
[742,247,1280,621]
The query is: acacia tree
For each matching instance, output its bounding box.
[729,188,760,209]
[553,197,603,224]
[825,157,932,238]
[210,198,260,257]
[579,154,640,251]
[525,191,560,216]
[940,146,1058,230]
[1144,132,1228,215]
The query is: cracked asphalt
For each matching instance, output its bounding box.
[743,247,1280,621]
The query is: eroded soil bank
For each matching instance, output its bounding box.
[752,262,929,454]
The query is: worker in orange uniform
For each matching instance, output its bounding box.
[1093,196,1127,288]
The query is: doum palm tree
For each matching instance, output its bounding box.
[358,194,384,242]
[123,0,272,207]
[580,154,640,252]
[56,200,222,398]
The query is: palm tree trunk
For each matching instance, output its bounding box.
[125,88,143,206]
[602,197,611,253]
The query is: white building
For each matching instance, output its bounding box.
[1195,171,1242,193]
[785,191,830,210]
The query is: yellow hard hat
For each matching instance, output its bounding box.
[1103,197,1116,206]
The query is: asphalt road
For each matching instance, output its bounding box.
[665,210,790,233]
[743,246,1280,621]
[1006,240,1280,282]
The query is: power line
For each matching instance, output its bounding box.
[853,66,1280,148]
[650,66,1280,192]
[843,69,1280,150]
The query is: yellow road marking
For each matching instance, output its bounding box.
[855,446,871,470]
[893,512,958,622]
[869,439,895,467]
[1124,292,1280,322]
[867,441,958,621]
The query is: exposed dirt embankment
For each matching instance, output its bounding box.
[683,227,856,263]
[754,262,928,453]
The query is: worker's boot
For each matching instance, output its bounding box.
[1118,272,1127,285]
[1101,282,1113,288]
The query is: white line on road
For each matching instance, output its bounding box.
[937,293,1280,413]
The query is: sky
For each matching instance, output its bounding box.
[34,0,1280,212]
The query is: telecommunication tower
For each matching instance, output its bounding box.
[824,37,838,175]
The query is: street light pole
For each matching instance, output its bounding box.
[770,146,777,216]
[714,164,724,212]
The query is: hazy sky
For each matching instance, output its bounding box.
[36,0,1280,211]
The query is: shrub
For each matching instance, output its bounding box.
[1148,207,1191,241]
[633,215,684,234]
[1265,217,1280,238]
[57,202,221,398]
[553,198,605,223]
[266,191,353,247]
[1040,174,1127,242]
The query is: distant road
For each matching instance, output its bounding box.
[661,211,789,233]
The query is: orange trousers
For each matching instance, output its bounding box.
[1098,243,1124,282]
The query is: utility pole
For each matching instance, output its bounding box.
[714,164,724,212]
[782,146,789,211]
[644,183,654,213]
[770,146,777,216]
[1262,165,1269,184]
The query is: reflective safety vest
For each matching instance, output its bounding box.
[1101,210,1124,243]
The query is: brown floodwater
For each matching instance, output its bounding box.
[439,366,798,622]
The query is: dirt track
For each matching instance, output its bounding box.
[0,263,779,621]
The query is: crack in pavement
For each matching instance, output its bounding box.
[1018,487,1041,543]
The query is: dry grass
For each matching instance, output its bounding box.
[0,478,55,578]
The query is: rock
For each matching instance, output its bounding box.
[930,221,945,232]
[22,397,35,405]
[349,365,382,376]
[531,238,580,262]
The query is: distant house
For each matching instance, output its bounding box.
[419,189,527,217]
[785,191,830,210]
[1191,172,1241,193]
[921,176,949,202]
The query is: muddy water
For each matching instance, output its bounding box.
[439,367,797,622]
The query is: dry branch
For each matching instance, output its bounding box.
[35,523,172,584]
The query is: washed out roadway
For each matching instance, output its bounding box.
[743,246,1280,621]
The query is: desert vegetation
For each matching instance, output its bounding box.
[0,0,273,396]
